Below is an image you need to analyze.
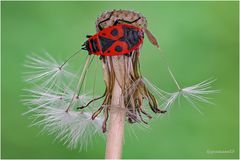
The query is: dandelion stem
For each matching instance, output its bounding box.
[105,79,125,159]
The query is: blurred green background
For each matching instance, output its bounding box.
[1,1,239,159]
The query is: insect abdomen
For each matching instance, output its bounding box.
[121,26,142,50]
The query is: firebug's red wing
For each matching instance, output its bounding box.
[98,25,124,40]
[88,24,144,56]
[103,41,129,56]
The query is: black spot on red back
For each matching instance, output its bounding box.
[115,46,123,52]
[111,29,118,36]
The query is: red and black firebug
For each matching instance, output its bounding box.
[82,13,144,57]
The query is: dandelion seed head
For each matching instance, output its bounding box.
[143,77,218,114]
[23,53,74,88]
[31,106,103,150]
[22,86,93,115]
[22,52,104,150]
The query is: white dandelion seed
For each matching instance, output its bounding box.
[23,52,74,88]
[161,67,219,113]
[22,86,93,115]
[22,84,103,149]
[143,72,218,114]
[160,79,218,113]
[23,52,104,150]
[31,106,103,150]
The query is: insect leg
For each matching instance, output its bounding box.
[97,11,114,30]
[124,52,132,57]
[99,55,105,60]
[113,17,141,25]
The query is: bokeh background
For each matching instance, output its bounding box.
[1,1,239,159]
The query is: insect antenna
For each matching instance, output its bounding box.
[59,49,82,70]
